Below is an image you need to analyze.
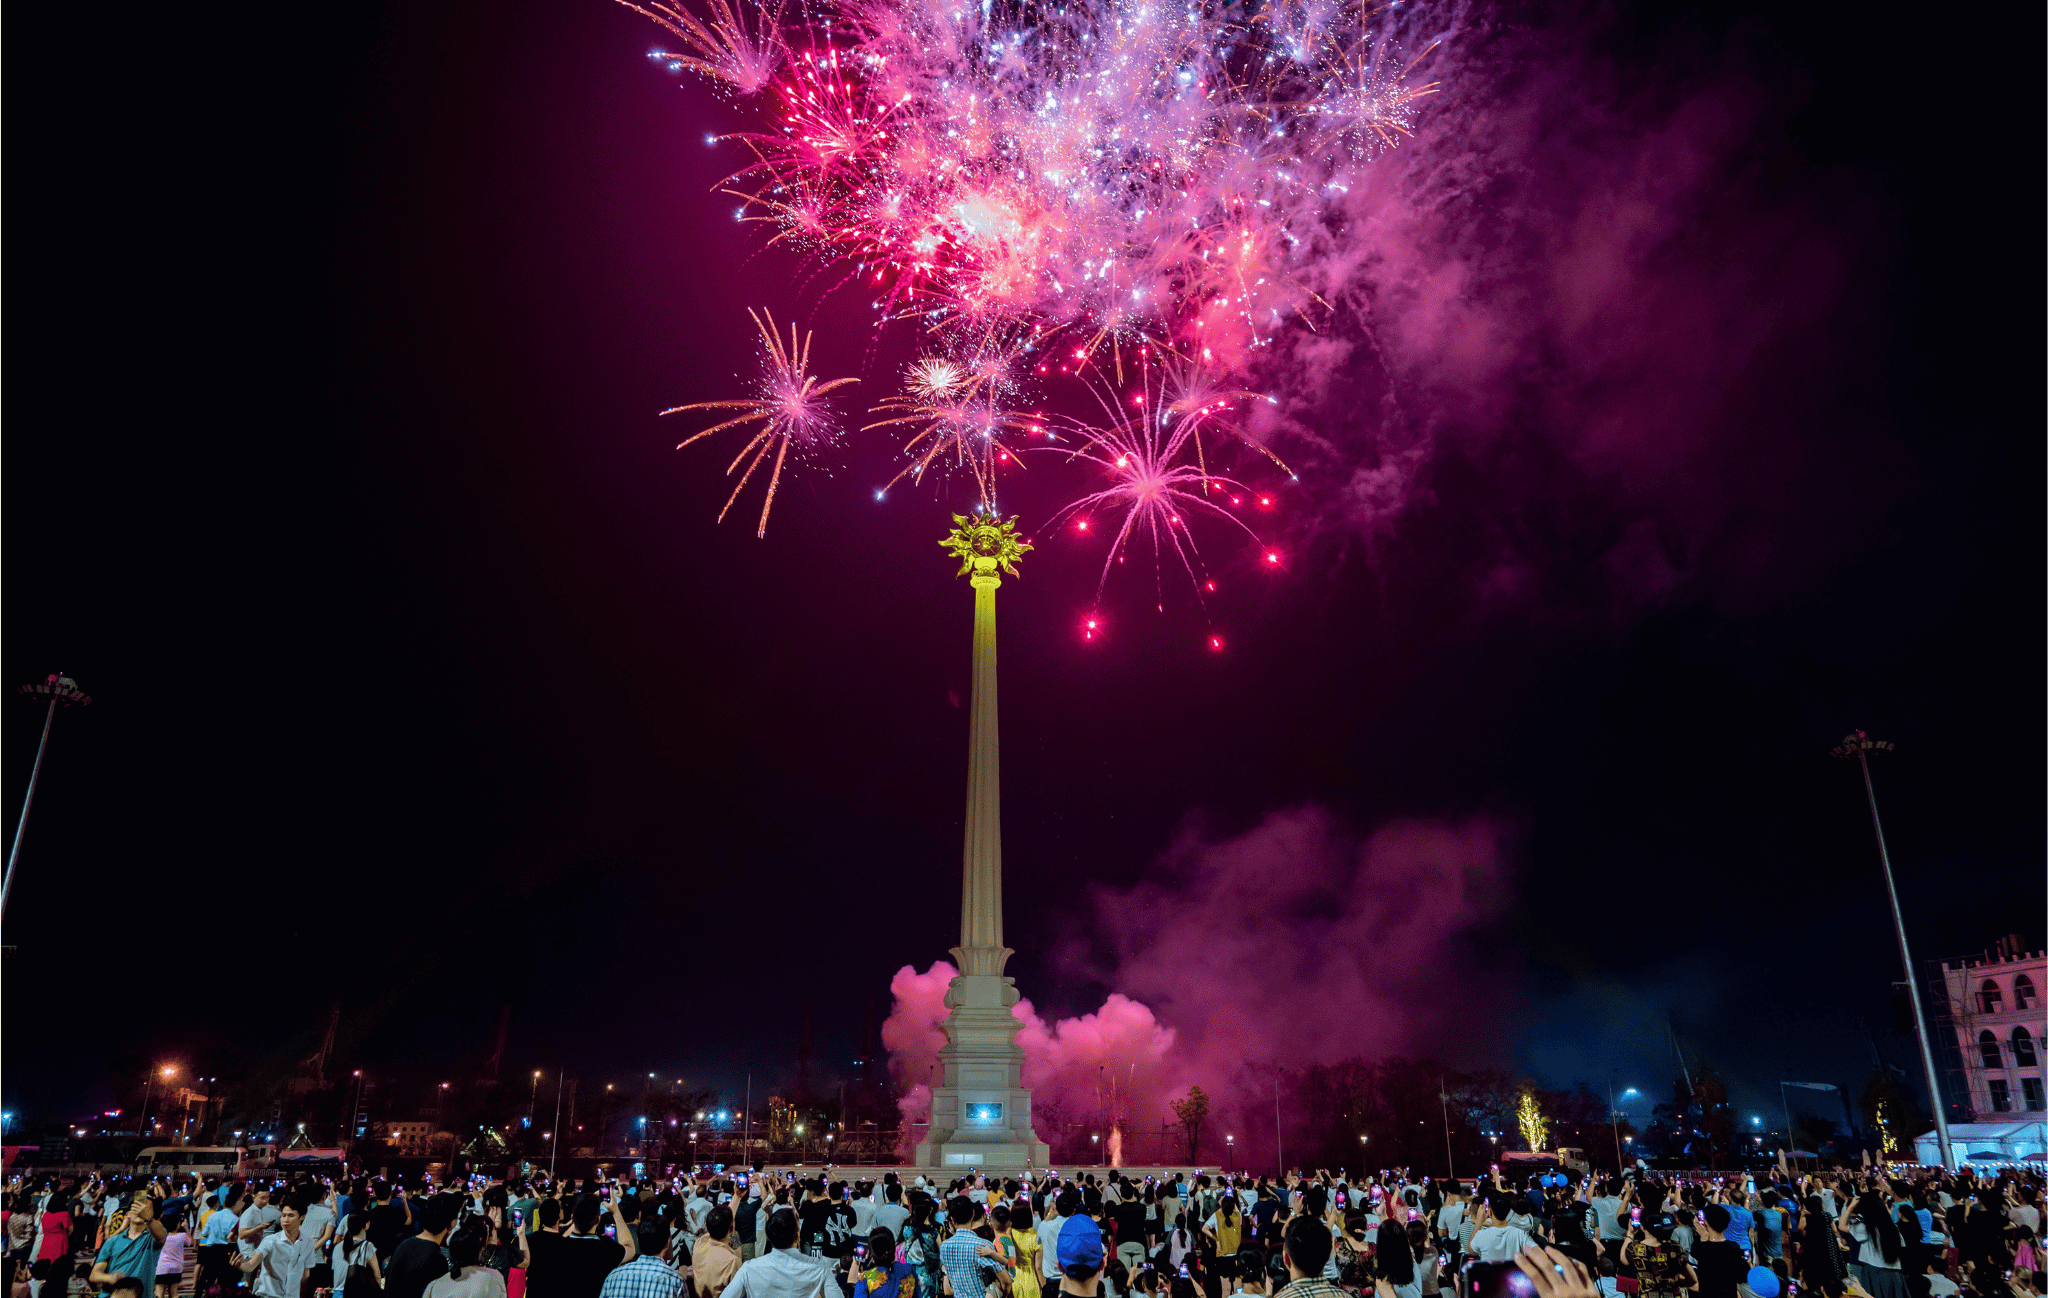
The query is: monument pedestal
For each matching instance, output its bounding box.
[914,965,1050,1171]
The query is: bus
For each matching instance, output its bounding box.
[132,1146,251,1178]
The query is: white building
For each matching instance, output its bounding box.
[1935,936,2047,1117]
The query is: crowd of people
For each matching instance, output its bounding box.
[4,1161,2043,1298]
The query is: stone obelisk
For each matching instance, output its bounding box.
[917,516,1050,1171]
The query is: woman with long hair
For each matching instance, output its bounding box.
[425,1222,506,1298]
[1793,1196,1844,1298]
[1837,1192,1904,1298]
[1377,1218,1420,1298]
[1006,1204,1041,1298]
[334,1205,383,1298]
[906,1195,945,1298]
[1203,1195,1244,1294]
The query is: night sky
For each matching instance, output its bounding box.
[3,0,2040,1132]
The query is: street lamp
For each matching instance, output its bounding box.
[1226,1134,1235,1171]
[1831,731,1955,1171]
[141,1064,176,1136]
[1,674,92,926]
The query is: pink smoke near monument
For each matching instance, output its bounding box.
[885,806,1510,1159]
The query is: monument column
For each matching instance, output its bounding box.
[917,516,1050,1172]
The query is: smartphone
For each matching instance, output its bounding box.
[1179,1266,1190,1280]
[513,1210,525,1230]
[1630,1209,1641,1224]
[1336,1192,1348,1208]
[603,1225,616,1239]
[855,1246,868,1260]
[1408,1211,1420,1223]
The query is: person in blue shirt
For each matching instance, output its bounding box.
[91,1196,166,1295]
[1753,1192,1786,1263]
[1715,1185,1753,1258]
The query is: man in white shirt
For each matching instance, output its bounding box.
[237,1189,282,1258]
[872,1185,909,1240]
[1039,1190,1079,1284]
[1437,1185,1468,1240]
[235,1204,319,1298]
[1465,1197,1537,1263]
[723,1209,832,1298]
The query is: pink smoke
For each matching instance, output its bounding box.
[883,806,1510,1161]
[1249,1,1903,618]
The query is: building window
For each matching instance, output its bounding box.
[1981,979,2004,1013]
[1989,1080,2012,1112]
[2024,1078,2045,1111]
[1980,1030,2003,1069]
[2017,975,2039,1010]
[2016,1027,2039,1067]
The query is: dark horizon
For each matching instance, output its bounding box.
[2,0,2040,1138]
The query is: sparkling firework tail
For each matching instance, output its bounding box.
[662,307,859,536]
[623,0,785,93]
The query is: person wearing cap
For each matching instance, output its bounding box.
[1052,1212,1106,1298]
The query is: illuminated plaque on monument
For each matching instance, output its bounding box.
[969,1103,1005,1125]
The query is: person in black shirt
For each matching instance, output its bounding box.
[383,1197,458,1298]
[1694,1205,1748,1298]
[368,1183,412,1269]
[547,1194,633,1298]
[799,1182,855,1262]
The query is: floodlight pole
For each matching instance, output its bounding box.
[2,675,92,928]
[1830,731,1954,1171]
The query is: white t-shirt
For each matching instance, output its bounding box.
[426,1266,509,1298]
[239,1205,282,1256]
[2009,1205,2042,1234]
[300,1204,337,1248]
[872,1203,909,1238]
[1925,1276,1959,1298]
[1036,1214,1065,1280]
[1466,1226,1537,1263]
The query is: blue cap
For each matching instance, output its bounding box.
[1746,1268,1781,1298]
[1056,1216,1105,1273]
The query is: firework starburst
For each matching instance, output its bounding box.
[662,307,859,536]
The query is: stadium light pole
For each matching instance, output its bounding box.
[1831,731,1954,1171]
[1,674,92,927]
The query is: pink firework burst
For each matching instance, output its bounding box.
[1041,351,1281,605]
[662,307,860,536]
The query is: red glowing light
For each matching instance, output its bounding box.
[1209,636,1223,650]
[1078,520,1090,531]
[1265,552,1278,563]
[1206,581,1216,591]
[1259,497,1271,506]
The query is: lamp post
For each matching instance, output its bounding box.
[350,1072,366,1142]
[2,674,92,927]
[140,1065,175,1136]
[1830,731,1955,1171]
[1226,1134,1234,1171]
[530,1071,542,1128]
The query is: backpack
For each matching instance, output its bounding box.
[340,1241,379,1298]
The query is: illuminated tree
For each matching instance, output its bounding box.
[1516,1090,1552,1153]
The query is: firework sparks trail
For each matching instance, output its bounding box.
[627,0,1436,600]
[662,307,860,536]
